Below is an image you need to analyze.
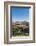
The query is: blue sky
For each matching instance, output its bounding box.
[10,7,29,22]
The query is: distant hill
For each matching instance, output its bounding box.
[21,21,29,26]
[12,21,29,26]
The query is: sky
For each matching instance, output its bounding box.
[10,7,29,22]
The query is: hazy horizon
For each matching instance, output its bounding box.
[10,7,29,22]
[12,20,29,23]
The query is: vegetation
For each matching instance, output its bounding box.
[10,21,29,37]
